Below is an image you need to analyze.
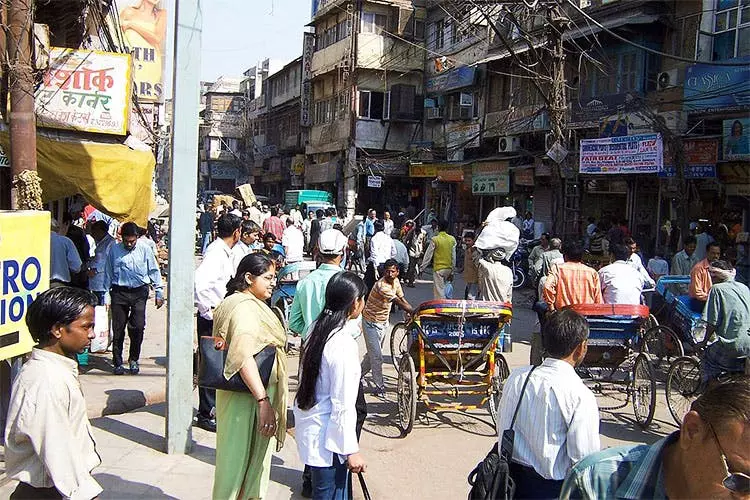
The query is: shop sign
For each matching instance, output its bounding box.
[725,184,750,197]
[255,144,278,160]
[438,167,465,182]
[514,167,535,186]
[661,138,718,178]
[367,175,382,188]
[36,48,132,135]
[447,122,480,149]
[0,211,50,361]
[210,164,238,180]
[0,145,8,168]
[572,92,640,124]
[580,133,663,174]
[361,158,408,176]
[472,162,509,195]
[659,165,716,178]
[684,58,750,114]
[723,118,750,160]
[301,81,312,127]
[306,161,337,184]
[425,66,476,94]
[409,163,438,177]
[301,32,314,127]
[719,163,750,184]
[535,161,552,176]
[291,154,305,175]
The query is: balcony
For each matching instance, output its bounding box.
[311,38,351,77]
[307,118,351,154]
[357,33,423,72]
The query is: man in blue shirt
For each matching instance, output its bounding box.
[561,376,750,499]
[104,222,164,375]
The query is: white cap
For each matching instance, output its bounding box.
[318,229,348,255]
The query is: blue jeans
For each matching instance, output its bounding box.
[701,342,747,383]
[201,232,212,254]
[92,291,107,306]
[361,319,387,389]
[311,457,349,500]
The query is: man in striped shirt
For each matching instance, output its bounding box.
[496,309,600,498]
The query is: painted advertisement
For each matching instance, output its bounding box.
[35,48,132,135]
[579,133,663,174]
[0,211,50,361]
[472,162,509,195]
[723,118,750,160]
[661,138,718,178]
[683,58,750,114]
[118,0,168,102]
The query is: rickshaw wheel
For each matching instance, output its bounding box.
[397,355,417,435]
[666,356,702,427]
[488,355,510,427]
[632,353,656,428]
[389,322,408,371]
[642,325,684,368]
[512,266,525,289]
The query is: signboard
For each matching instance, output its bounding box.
[599,111,687,137]
[367,175,382,188]
[118,0,168,101]
[301,81,312,127]
[579,133,663,174]
[472,162,509,195]
[425,66,476,94]
[0,145,8,168]
[660,138,718,178]
[514,167,535,186]
[291,154,305,175]
[723,118,750,160]
[447,123,480,149]
[684,59,750,114]
[35,48,132,135]
[572,92,640,123]
[409,164,438,177]
[306,161,338,184]
[0,211,50,361]
[210,164,238,180]
[301,32,314,127]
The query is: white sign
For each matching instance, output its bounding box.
[367,175,382,188]
[580,133,663,174]
[35,48,132,135]
[546,141,568,164]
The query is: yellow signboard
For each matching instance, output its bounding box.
[118,0,168,102]
[0,211,50,360]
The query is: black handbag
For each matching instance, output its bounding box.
[468,366,537,500]
[197,336,276,392]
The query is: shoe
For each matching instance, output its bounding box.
[129,361,139,375]
[195,417,217,433]
[301,481,313,498]
[113,365,125,375]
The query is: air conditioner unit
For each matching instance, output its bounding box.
[425,107,443,120]
[498,136,519,153]
[657,69,679,90]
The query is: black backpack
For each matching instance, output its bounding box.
[467,366,537,500]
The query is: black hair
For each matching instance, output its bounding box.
[63,212,74,224]
[216,214,241,238]
[286,218,295,227]
[611,244,631,262]
[226,253,275,296]
[333,223,343,231]
[240,220,260,235]
[711,259,733,271]
[542,309,589,359]
[464,231,475,240]
[315,209,324,218]
[121,221,139,238]
[91,220,108,234]
[684,235,697,246]
[562,240,585,262]
[383,258,399,270]
[26,287,97,346]
[439,220,449,232]
[707,241,721,251]
[296,272,366,410]
[374,219,385,232]
[623,237,636,247]
[270,206,279,217]
[263,232,276,242]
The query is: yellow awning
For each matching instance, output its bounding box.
[1,133,155,226]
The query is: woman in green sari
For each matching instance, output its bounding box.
[212,253,288,499]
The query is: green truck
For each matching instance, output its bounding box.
[284,190,334,214]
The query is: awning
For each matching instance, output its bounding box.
[0,133,156,226]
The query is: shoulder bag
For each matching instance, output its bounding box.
[467,366,537,500]
[198,336,276,392]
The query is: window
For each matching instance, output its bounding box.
[361,12,388,34]
[358,90,389,119]
[315,17,352,51]
[434,19,445,49]
[448,92,477,120]
[488,73,510,112]
[713,0,750,60]
[579,49,643,99]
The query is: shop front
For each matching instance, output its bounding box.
[356,160,418,216]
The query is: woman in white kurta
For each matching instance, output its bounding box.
[294,272,368,500]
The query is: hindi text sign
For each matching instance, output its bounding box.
[580,133,663,174]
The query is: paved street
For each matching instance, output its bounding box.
[1,269,678,498]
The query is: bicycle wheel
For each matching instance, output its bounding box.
[488,355,510,427]
[397,355,417,435]
[642,325,684,368]
[389,322,408,371]
[632,353,656,428]
[666,356,702,427]
[512,266,525,289]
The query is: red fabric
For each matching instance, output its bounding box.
[569,303,649,318]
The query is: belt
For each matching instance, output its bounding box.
[111,284,148,292]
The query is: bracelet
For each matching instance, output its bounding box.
[257,396,269,403]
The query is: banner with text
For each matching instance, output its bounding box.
[117,0,168,101]
[472,162,509,195]
[580,133,663,174]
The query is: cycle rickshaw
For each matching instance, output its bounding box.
[389,300,513,435]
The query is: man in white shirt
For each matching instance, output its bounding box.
[497,309,600,498]
[229,200,243,218]
[282,218,305,279]
[599,244,649,305]
[391,230,409,276]
[50,219,82,287]
[365,220,395,292]
[624,237,655,289]
[5,287,102,499]
[247,202,263,227]
[383,211,394,237]
[194,213,241,432]
[231,220,261,271]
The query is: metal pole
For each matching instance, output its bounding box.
[166,0,202,455]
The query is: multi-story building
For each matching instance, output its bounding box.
[306,0,427,216]
[198,77,246,193]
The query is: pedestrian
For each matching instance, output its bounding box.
[199,206,214,254]
[671,235,699,276]
[212,253,289,500]
[391,229,409,277]
[62,212,90,289]
[87,220,116,306]
[606,217,625,247]
[598,244,649,305]
[404,221,425,288]
[231,220,262,271]
[540,240,603,319]
[476,247,514,304]
[522,211,535,240]
[294,272,368,499]
[309,209,324,256]
[561,375,750,499]
[194,213,242,432]
[421,220,457,299]
[623,237,655,289]
[5,287,102,500]
[540,238,564,278]
[689,241,722,306]
[282,218,305,272]
[229,200,243,218]
[103,222,164,376]
[364,208,376,243]
[50,218,82,288]
[383,210,394,236]
[463,232,480,300]
[498,309,600,499]
[351,215,367,273]
[647,250,669,282]
[694,220,715,262]
[262,206,285,242]
[528,233,550,285]
[584,217,597,249]
[365,219,395,292]
[303,210,314,252]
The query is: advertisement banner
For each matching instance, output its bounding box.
[683,59,750,114]
[425,66,476,94]
[579,133,663,174]
[514,167,535,186]
[723,118,750,160]
[472,162,509,195]
[660,138,718,178]
[291,154,305,175]
[0,211,50,361]
[118,0,168,102]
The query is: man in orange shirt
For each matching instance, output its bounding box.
[689,242,721,307]
[543,241,603,312]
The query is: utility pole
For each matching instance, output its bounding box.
[7,0,41,210]
[165,0,202,455]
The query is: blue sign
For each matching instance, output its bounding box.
[683,58,750,113]
[425,66,476,94]
[658,165,716,178]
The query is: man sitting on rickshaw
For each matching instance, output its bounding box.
[701,260,750,383]
[689,242,722,310]
[598,244,649,306]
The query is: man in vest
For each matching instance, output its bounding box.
[421,220,457,299]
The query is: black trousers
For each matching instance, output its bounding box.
[197,315,216,420]
[110,285,148,367]
[509,462,564,500]
[10,483,62,499]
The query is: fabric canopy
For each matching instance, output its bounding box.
[1,133,156,226]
